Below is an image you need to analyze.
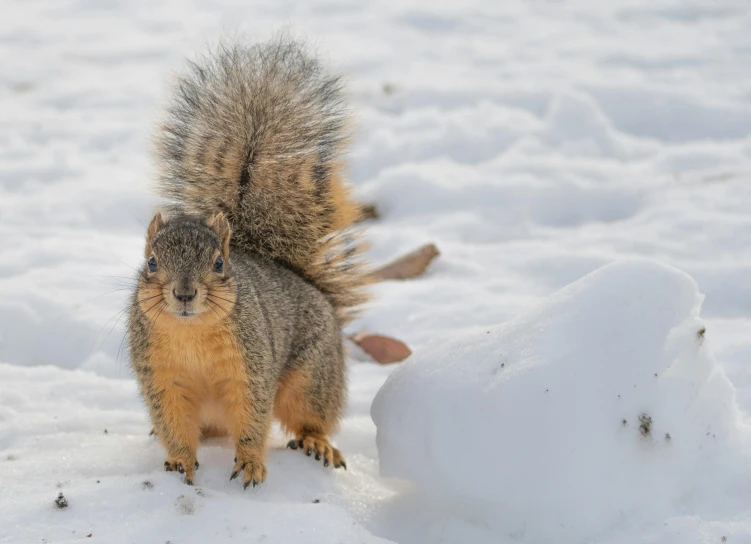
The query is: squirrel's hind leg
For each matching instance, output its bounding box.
[275,351,347,470]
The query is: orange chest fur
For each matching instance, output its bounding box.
[147,318,248,410]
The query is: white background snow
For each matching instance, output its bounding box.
[2,0,751,543]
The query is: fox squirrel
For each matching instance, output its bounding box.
[127,37,367,488]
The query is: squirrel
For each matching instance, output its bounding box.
[126,37,367,488]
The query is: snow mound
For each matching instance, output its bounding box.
[371,260,743,541]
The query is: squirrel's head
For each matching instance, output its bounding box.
[137,212,236,323]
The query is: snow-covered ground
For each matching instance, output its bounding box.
[373,261,751,543]
[2,0,751,542]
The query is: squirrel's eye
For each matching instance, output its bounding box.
[214,256,224,273]
[147,256,158,273]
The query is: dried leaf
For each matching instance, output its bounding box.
[357,203,380,222]
[350,332,412,364]
[369,243,440,281]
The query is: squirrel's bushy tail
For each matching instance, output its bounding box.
[154,36,367,321]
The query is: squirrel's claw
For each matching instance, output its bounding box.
[230,456,267,489]
[290,434,347,470]
[164,457,197,485]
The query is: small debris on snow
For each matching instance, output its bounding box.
[313,499,321,504]
[639,414,653,437]
[54,492,68,509]
[665,433,672,442]
[141,481,153,490]
[103,429,108,434]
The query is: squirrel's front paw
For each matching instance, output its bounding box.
[164,457,199,486]
[229,453,267,489]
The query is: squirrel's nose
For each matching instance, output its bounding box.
[173,289,197,303]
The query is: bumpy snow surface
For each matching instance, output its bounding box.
[2,1,751,543]
[372,261,748,543]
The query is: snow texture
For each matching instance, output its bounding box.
[372,260,748,542]
[2,0,751,543]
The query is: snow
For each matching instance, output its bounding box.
[2,0,751,543]
[0,364,392,544]
[372,260,748,542]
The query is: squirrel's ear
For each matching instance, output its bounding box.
[208,212,232,255]
[145,212,165,257]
